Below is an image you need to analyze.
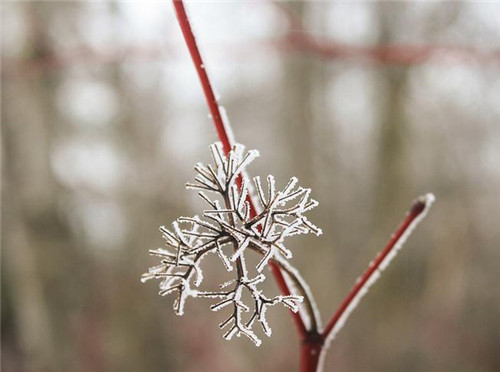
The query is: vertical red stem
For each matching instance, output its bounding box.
[172,2,433,371]
[172,0,307,339]
[172,0,231,154]
[300,335,324,372]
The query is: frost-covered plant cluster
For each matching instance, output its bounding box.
[142,142,322,345]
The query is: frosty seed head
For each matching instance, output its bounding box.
[142,142,321,346]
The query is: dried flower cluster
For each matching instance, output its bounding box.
[142,142,322,345]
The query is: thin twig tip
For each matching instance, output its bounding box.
[411,193,435,215]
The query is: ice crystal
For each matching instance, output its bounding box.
[142,142,321,345]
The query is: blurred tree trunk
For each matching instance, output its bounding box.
[342,4,413,371]
[372,4,411,227]
[280,2,316,182]
[102,5,180,370]
[1,177,55,372]
[2,3,89,371]
[2,3,60,370]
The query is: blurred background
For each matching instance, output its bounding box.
[2,2,499,371]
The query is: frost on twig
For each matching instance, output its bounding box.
[142,142,321,346]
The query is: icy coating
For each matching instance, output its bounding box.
[320,193,436,364]
[141,142,322,346]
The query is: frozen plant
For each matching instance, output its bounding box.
[142,142,322,346]
[143,2,437,370]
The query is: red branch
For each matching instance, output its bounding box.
[3,6,499,80]
[276,2,500,66]
[172,2,435,370]
[321,195,432,340]
[285,33,500,66]
[172,1,231,154]
[4,38,497,81]
[172,0,307,339]
[3,3,500,80]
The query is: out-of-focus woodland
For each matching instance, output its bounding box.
[2,2,499,372]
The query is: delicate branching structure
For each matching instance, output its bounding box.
[142,142,322,346]
[142,3,437,370]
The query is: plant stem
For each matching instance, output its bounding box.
[321,194,434,342]
[297,196,434,372]
[300,335,324,372]
[172,0,232,154]
[172,0,309,339]
[172,2,434,371]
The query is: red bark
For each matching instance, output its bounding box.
[172,0,307,340]
[172,1,433,370]
[321,197,430,340]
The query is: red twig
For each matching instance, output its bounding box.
[4,3,499,80]
[286,33,500,65]
[172,2,435,370]
[3,38,498,81]
[172,1,231,155]
[172,0,307,339]
[1,44,174,78]
[321,194,435,341]
[276,2,500,66]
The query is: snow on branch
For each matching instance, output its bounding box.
[142,142,321,345]
[321,193,436,346]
